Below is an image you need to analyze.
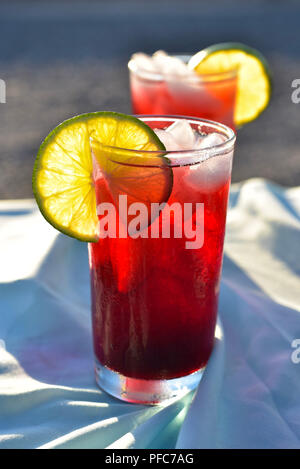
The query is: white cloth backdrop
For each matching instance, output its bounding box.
[0,178,299,449]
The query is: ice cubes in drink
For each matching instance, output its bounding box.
[131,51,195,78]
[195,132,226,149]
[154,120,199,153]
[154,120,232,191]
[131,52,158,73]
[152,51,190,77]
[153,129,182,151]
[188,132,232,191]
[166,120,197,150]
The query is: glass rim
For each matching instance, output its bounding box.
[128,54,238,83]
[90,115,236,167]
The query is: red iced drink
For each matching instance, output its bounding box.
[88,116,235,403]
[128,53,237,129]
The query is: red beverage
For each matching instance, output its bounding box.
[88,116,235,403]
[128,55,237,129]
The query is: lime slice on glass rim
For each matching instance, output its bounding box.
[32,111,172,242]
[188,42,272,126]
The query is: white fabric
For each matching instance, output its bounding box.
[0,179,299,449]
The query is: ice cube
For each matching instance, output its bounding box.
[152,50,190,77]
[186,150,233,192]
[184,131,232,191]
[154,129,182,151]
[132,50,194,79]
[131,52,158,73]
[194,133,205,148]
[152,51,174,72]
[196,132,226,149]
[152,50,169,65]
[166,120,197,150]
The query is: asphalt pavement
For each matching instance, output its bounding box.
[0,0,300,198]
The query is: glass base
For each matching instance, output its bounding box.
[94,358,204,405]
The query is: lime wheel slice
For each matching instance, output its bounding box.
[188,42,272,126]
[32,112,172,241]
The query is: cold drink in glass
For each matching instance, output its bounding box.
[128,53,237,130]
[88,116,236,404]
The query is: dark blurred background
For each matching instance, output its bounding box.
[0,0,299,198]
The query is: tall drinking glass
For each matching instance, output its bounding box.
[88,116,236,404]
[128,55,238,130]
